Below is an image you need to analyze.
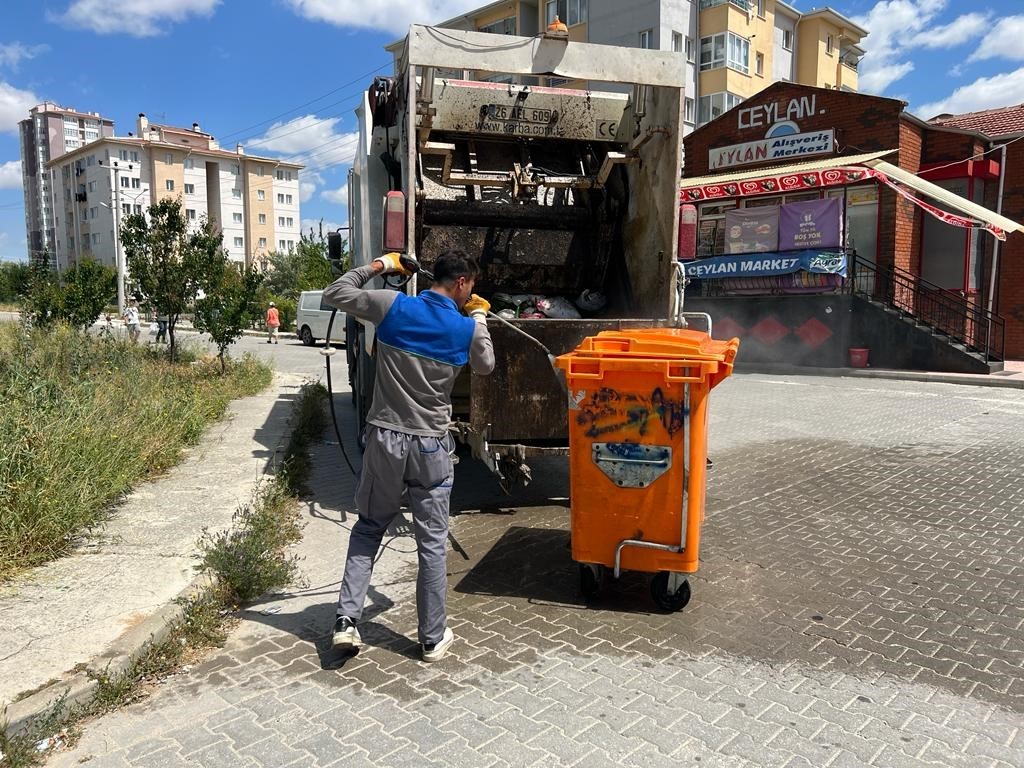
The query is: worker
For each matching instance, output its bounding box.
[323,250,494,662]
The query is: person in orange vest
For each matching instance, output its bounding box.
[266,302,280,344]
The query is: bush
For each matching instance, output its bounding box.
[22,258,116,330]
[0,261,32,304]
[0,323,273,579]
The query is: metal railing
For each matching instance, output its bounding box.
[848,254,1005,362]
[698,0,751,11]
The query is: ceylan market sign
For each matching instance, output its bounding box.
[708,95,833,170]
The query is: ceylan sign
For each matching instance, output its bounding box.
[737,96,821,131]
[709,130,834,170]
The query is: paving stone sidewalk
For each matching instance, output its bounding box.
[48,374,1024,768]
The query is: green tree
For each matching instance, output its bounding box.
[121,198,222,360]
[62,259,117,330]
[260,222,341,300]
[22,253,64,328]
[194,263,264,372]
[0,261,32,304]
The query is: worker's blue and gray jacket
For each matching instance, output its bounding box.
[324,265,495,437]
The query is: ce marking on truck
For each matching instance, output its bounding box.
[596,120,618,139]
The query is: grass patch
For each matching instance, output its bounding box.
[0,323,273,580]
[0,383,328,767]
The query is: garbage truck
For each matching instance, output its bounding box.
[342,24,687,487]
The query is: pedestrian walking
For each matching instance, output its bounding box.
[123,299,141,343]
[324,251,494,662]
[266,302,280,344]
[155,311,168,344]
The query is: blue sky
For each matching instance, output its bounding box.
[2,0,1024,262]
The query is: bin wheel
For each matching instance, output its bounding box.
[579,564,605,602]
[650,572,691,612]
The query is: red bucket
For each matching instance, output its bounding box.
[848,347,870,368]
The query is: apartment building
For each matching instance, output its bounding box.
[18,102,115,266]
[403,0,866,134]
[46,114,302,273]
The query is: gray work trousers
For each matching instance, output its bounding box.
[337,425,454,645]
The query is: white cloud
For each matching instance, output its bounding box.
[914,67,1024,118]
[0,80,40,134]
[322,183,349,206]
[300,171,323,203]
[248,114,358,172]
[968,16,1024,62]
[0,160,22,189]
[51,0,220,37]
[0,43,49,70]
[854,1,988,94]
[284,0,480,34]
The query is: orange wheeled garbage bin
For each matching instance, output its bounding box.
[555,328,739,611]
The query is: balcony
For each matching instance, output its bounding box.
[699,0,751,10]
[74,192,87,203]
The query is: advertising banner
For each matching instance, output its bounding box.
[724,207,779,254]
[683,250,847,279]
[708,129,835,170]
[778,198,842,250]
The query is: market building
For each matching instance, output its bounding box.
[678,82,1023,372]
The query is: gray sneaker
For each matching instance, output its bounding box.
[421,627,454,662]
[332,616,362,649]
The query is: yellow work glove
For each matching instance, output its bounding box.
[374,252,412,276]
[464,294,490,319]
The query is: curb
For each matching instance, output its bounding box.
[734,364,1024,390]
[2,386,298,737]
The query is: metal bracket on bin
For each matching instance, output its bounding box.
[591,443,672,488]
[614,539,681,579]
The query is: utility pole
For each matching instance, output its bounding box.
[103,159,132,314]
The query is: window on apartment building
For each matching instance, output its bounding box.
[88,181,96,192]
[122,203,131,216]
[479,16,516,35]
[278,216,285,226]
[258,237,267,248]
[288,240,295,249]
[545,0,586,26]
[134,204,142,214]
[756,52,764,76]
[259,213,267,224]
[233,212,243,223]
[757,0,765,17]
[231,164,240,175]
[286,217,294,227]
[130,151,139,162]
[671,31,683,53]
[131,178,141,189]
[87,155,95,166]
[81,208,87,221]
[257,190,265,201]
[276,170,284,180]
[119,149,129,161]
[279,239,286,250]
[685,36,695,62]
[639,29,652,49]
[257,166,265,177]
[234,237,243,248]
[277,193,285,204]
[184,183,195,194]
[165,180,175,191]
[826,35,834,54]
[90,207,97,219]
[286,194,293,204]
[165,153,173,165]
[684,97,695,124]
[187,209,196,220]
[698,91,742,124]
[232,189,241,199]
[92,233,100,245]
[184,157,194,170]
[783,29,793,50]
[700,32,749,73]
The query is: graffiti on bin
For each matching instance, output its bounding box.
[575,387,689,438]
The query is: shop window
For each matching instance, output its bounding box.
[696,201,737,257]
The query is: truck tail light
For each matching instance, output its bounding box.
[382,191,406,253]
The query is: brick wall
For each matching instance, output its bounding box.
[683,83,907,177]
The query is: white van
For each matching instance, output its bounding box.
[296,290,346,346]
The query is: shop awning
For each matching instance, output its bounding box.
[680,150,896,202]
[680,150,1024,241]
[864,159,1024,239]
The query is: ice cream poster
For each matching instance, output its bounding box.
[779,198,841,250]
[724,207,780,254]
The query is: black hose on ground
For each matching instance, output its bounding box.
[324,308,357,475]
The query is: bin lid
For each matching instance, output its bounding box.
[571,328,738,362]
